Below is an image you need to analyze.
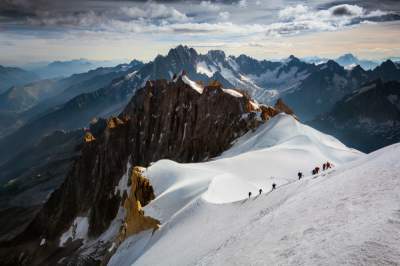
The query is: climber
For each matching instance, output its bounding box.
[298,172,303,180]
[326,161,332,169]
[323,163,326,171]
[315,167,320,174]
[272,183,276,190]
[259,188,262,195]
[248,192,252,198]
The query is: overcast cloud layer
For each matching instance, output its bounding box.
[1,0,400,64]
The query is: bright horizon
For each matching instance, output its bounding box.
[1,0,400,65]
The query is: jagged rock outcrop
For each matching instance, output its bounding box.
[120,167,159,240]
[0,75,294,265]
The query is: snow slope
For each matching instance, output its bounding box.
[109,115,400,266]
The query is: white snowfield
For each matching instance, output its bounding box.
[109,114,400,266]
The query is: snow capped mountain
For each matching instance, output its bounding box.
[118,46,318,107]
[119,47,398,122]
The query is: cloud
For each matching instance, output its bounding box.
[0,1,399,42]
[273,3,393,36]
[331,4,363,17]
[16,2,396,40]
[238,0,247,8]
[200,1,221,11]
[26,2,189,29]
[279,4,309,20]
[219,11,230,20]
[119,4,188,22]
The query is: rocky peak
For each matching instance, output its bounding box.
[206,50,226,61]
[287,55,300,62]
[379,59,397,71]
[371,60,400,82]
[236,54,255,63]
[167,45,198,62]
[324,59,344,73]
[128,59,144,68]
[351,64,365,73]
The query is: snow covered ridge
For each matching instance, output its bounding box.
[108,114,400,266]
[181,74,204,94]
[143,114,362,208]
[222,88,243,98]
[180,74,243,98]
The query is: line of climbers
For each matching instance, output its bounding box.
[311,161,333,175]
[248,161,334,199]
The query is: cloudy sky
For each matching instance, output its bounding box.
[1,0,400,65]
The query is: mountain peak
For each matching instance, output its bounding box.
[380,59,397,69]
[128,59,143,67]
[207,50,226,60]
[287,55,300,62]
[326,59,342,70]
[350,64,365,74]
[337,53,358,61]
[167,45,198,58]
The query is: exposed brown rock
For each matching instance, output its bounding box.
[274,98,294,116]
[207,80,222,89]
[84,132,96,143]
[260,105,279,121]
[118,167,159,243]
[107,117,124,129]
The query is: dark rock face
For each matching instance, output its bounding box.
[121,79,256,163]
[369,60,400,82]
[310,79,400,152]
[0,76,292,265]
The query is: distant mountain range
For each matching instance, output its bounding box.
[1,46,400,165]
[0,66,39,94]
[23,59,128,79]
[0,60,144,162]
[302,53,381,70]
